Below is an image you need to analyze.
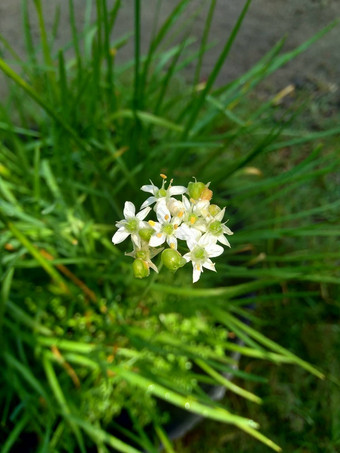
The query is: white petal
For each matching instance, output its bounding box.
[183,252,191,263]
[149,233,165,247]
[131,233,141,248]
[155,200,171,223]
[206,243,224,257]
[169,185,187,196]
[123,201,136,219]
[215,207,226,221]
[192,264,202,283]
[186,232,202,250]
[136,206,151,220]
[140,183,157,195]
[177,224,201,247]
[112,228,130,244]
[195,200,210,216]
[195,221,209,233]
[156,223,163,234]
[199,233,216,246]
[202,258,216,271]
[166,236,177,250]
[222,224,233,235]
[175,224,188,241]
[182,195,191,210]
[115,219,127,229]
[201,232,218,245]
[149,222,161,233]
[140,196,157,209]
[218,234,231,247]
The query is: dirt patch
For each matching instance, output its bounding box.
[0,0,339,98]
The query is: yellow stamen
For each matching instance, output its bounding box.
[170,242,175,249]
[157,233,162,238]
[190,215,196,225]
[178,211,184,218]
[160,173,167,180]
[164,214,169,221]
[174,224,178,229]
[148,220,156,227]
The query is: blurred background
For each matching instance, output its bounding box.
[1,0,339,95]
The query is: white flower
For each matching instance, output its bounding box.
[148,200,181,249]
[140,176,187,209]
[112,201,151,248]
[175,222,202,245]
[202,207,233,247]
[175,195,208,245]
[183,235,224,283]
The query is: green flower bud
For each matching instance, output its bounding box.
[208,204,221,217]
[161,248,186,272]
[132,259,150,279]
[187,181,206,200]
[139,227,153,242]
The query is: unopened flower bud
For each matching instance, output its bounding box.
[161,248,186,272]
[208,204,221,217]
[139,227,153,243]
[167,198,184,217]
[200,187,213,201]
[187,181,206,200]
[132,259,150,279]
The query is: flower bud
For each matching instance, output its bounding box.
[139,227,153,243]
[208,204,221,217]
[132,259,150,279]
[187,181,206,200]
[161,248,186,272]
[200,187,213,201]
[167,198,184,217]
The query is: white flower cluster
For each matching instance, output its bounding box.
[112,175,233,283]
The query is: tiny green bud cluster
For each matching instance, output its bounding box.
[112,175,233,283]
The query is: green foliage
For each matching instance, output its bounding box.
[0,0,339,452]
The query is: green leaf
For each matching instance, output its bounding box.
[110,109,183,132]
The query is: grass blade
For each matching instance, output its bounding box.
[1,413,30,453]
[180,0,252,139]
[0,58,89,151]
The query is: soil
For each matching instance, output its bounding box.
[0,0,339,101]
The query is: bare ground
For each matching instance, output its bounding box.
[0,0,339,99]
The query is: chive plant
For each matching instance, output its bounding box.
[0,1,339,452]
